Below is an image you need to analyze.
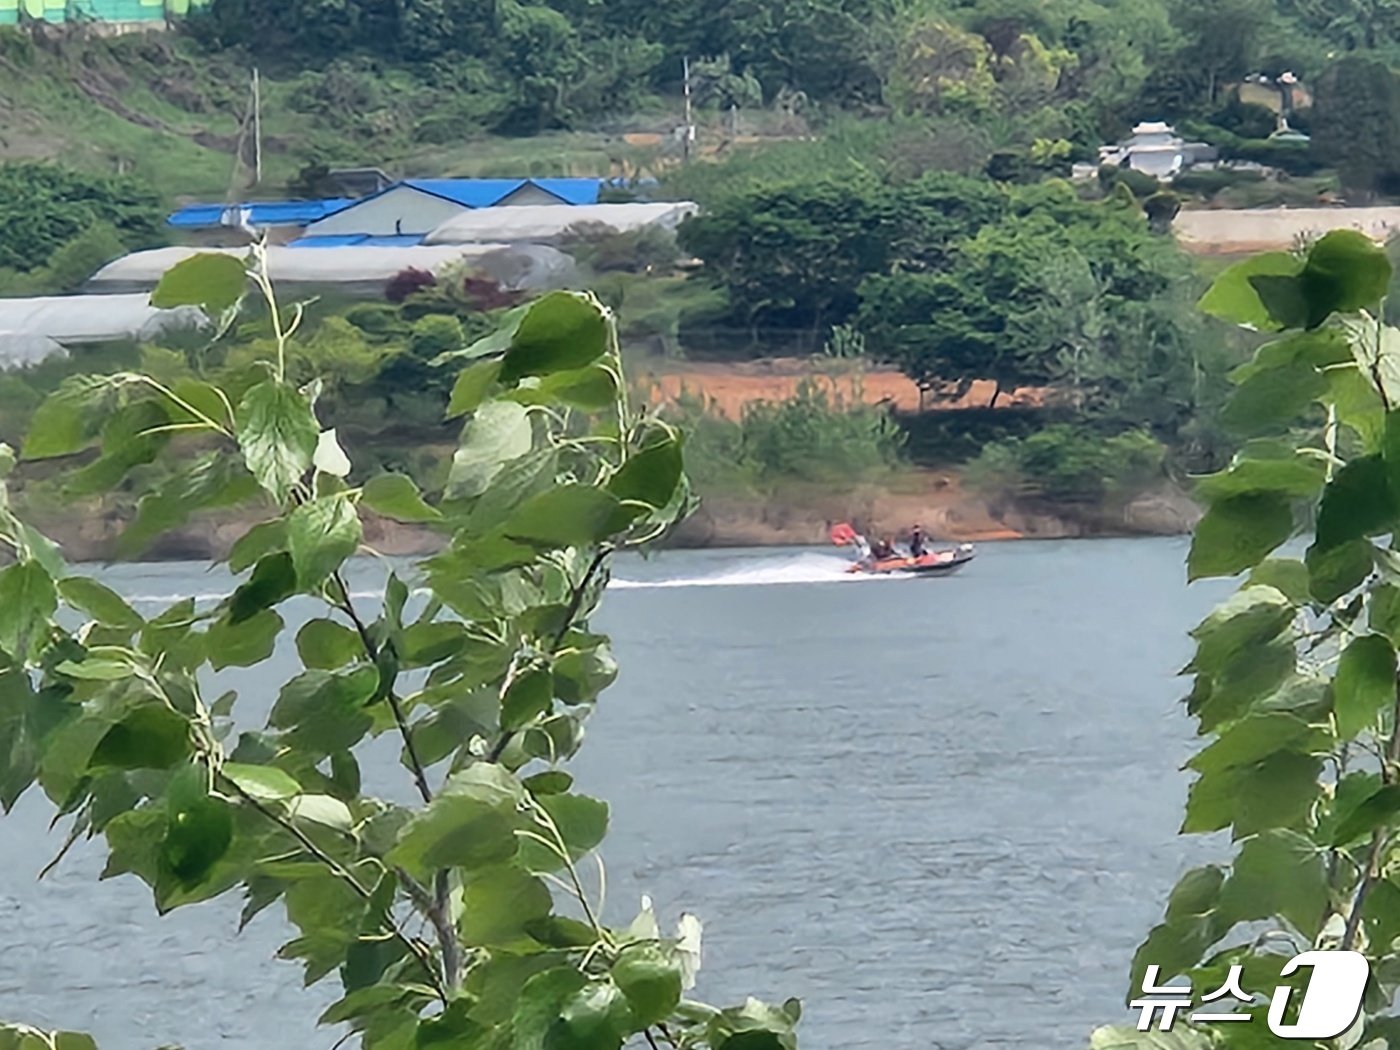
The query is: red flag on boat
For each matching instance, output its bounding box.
[829,522,858,546]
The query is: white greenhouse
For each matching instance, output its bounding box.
[85,244,578,297]
[422,202,700,246]
[0,293,208,367]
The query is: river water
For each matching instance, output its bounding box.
[0,538,1231,1050]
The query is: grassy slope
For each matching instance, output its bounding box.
[0,29,688,201]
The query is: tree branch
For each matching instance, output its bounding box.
[331,572,461,986]
[221,774,446,1000]
[332,572,433,806]
[487,546,612,764]
[1342,672,1400,950]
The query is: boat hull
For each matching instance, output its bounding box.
[846,551,975,576]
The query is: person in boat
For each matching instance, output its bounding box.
[908,524,927,559]
[869,536,897,561]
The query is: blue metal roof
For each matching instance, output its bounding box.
[287,234,425,248]
[402,177,600,208]
[167,198,353,229]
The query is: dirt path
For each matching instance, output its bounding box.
[630,358,1043,418]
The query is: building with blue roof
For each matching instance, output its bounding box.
[301,178,601,242]
[166,199,353,232]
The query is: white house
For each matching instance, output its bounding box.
[1098,121,1215,180]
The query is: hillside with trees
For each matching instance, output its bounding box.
[8,0,1400,541]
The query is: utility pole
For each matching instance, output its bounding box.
[682,56,694,165]
[252,67,263,185]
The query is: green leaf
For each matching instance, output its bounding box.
[1165,866,1224,920]
[230,551,298,624]
[504,485,635,549]
[288,494,362,589]
[287,793,353,831]
[1246,559,1311,605]
[236,380,319,504]
[296,618,362,670]
[1187,493,1293,581]
[524,770,574,796]
[206,609,281,670]
[161,764,234,889]
[67,398,173,498]
[91,703,190,771]
[1128,914,1220,999]
[22,376,118,460]
[1222,360,1329,433]
[1218,829,1328,938]
[500,291,609,384]
[707,1000,797,1050]
[149,252,248,314]
[553,644,618,705]
[0,561,56,662]
[515,968,589,1050]
[221,762,301,802]
[362,473,441,523]
[609,437,684,509]
[1307,538,1374,604]
[529,364,620,411]
[1193,638,1296,731]
[118,451,260,558]
[460,865,553,947]
[448,401,534,500]
[1188,712,1329,776]
[459,303,530,362]
[1089,1026,1214,1050]
[522,793,608,873]
[1198,251,1302,329]
[1335,634,1396,740]
[387,764,524,875]
[1194,455,1326,503]
[1232,751,1323,838]
[612,945,683,1028]
[269,667,377,756]
[1188,586,1295,676]
[228,519,288,574]
[525,914,599,948]
[547,981,632,1050]
[446,358,504,419]
[1316,455,1400,551]
[58,577,142,630]
[1299,229,1393,327]
[1333,784,1400,845]
[502,667,554,731]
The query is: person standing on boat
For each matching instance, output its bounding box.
[908,524,926,558]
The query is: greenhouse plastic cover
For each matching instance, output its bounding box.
[0,293,207,365]
[87,244,578,293]
[423,202,700,245]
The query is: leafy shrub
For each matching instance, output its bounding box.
[408,314,464,358]
[0,163,164,272]
[965,425,1165,504]
[1097,163,1161,199]
[385,267,437,303]
[1172,168,1266,197]
[666,379,906,490]
[566,223,679,274]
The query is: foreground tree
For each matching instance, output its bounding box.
[1094,231,1400,1047]
[0,249,800,1050]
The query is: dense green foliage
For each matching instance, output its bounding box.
[1094,230,1400,1048]
[964,425,1164,504]
[0,249,802,1049]
[0,163,164,277]
[668,378,905,491]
